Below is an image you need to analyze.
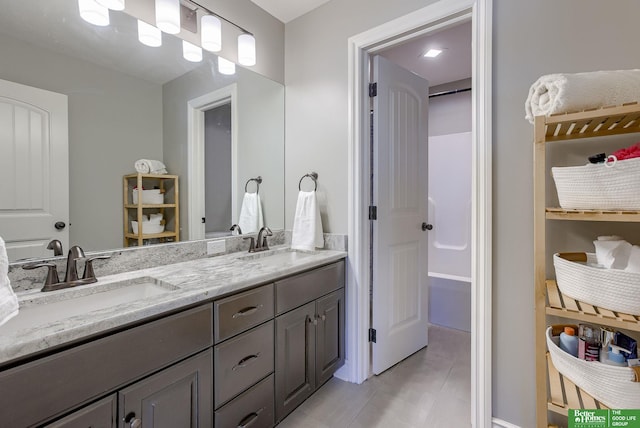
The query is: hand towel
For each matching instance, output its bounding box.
[0,237,19,326]
[237,192,264,234]
[525,69,640,123]
[291,191,324,251]
[594,237,632,269]
[134,159,168,175]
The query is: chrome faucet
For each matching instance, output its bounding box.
[23,246,110,292]
[243,227,273,253]
[230,224,243,235]
[46,239,63,256]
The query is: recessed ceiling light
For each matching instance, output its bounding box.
[424,49,442,58]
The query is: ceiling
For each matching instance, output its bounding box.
[378,20,472,87]
[250,0,331,23]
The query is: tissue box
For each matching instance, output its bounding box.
[132,189,164,205]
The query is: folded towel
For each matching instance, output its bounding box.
[525,69,640,123]
[626,246,640,273]
[134,159,168,175]
[594,237,632,269]
[237,192,264,234]
[291,191,324,251]
[0,237,19,327]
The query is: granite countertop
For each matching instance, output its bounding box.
[0,246,346,366]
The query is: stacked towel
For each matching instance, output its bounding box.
[593,236,640,272]
[0,237,19,327]
[238,193,264,234]
[525,69,640,123]
[134,159,168,174]
[291,191,324,251]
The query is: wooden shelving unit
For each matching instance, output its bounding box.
[534,103,640,427]
[123,173,179,247]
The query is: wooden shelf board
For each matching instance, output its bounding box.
[125,232,177,239]
[124,173,178,179]
[542,103,640,142]
[546,208,640,222]
[124,204,177,209]
[545,281,640,332]
[546,353,609,418]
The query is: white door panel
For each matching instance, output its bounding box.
[372,56,429,375]
[0,79,69,261]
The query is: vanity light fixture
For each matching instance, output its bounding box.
[138,20,162,47]
[201,15,222,52]
[78,0,110,26]
[95,0,124,11]
[183,40,203,62]
[218,57,236,75]
[424,48,443,58]
[238,34,256,66]
[155,0,181,34]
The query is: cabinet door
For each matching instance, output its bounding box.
[275,302,316,422]
[118,349,212,428]
[315,289,345,386]
[45,395,116,428]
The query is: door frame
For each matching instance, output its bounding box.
[187,84,238,240]
[345,1,492,427]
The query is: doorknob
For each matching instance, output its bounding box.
[421,222,433,231]
[54,221,66,230]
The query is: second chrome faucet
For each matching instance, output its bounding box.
[243,227,273,253]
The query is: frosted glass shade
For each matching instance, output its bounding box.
[95,0,124,10]
[201,15,222,52]
[78,0,110,26]
[155,0,180,34]
[218,57,236,75]
[237,34,256,66]
[138,20,162,47]
[183,41,202,62]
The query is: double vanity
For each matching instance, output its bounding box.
[0,246,346,427]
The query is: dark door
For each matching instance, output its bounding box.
[45,395,116,428]
[315,289,345,386]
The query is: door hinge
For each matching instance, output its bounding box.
[369,82,377,97]
[368,206,377,220]
[369,328,377,343]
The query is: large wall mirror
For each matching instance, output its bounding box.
[0,0,284,261]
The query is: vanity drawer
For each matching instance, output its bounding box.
[214,283,274,342]
[215,374,275,428]
[0,304,213,427]
[276,261,345,315]
[214,320,274,408]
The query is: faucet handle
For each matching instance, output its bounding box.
[82,255,111,280]
[243,237,256,253]
[23,262,60,288]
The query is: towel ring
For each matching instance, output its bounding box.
[244,176,262,193]
[298,172,318,191]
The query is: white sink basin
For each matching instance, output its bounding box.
[0,277,178,334]
[238,248,317,264]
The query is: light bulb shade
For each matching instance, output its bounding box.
[95,0,124,10]
[78,0,110,26]
[138,20,162,47]
[201,15,222,52]
[237,34,256,66]
[182,40,202,62]
[155,0,181,34]
[218,57,236,75]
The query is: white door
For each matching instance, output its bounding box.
[0,79,69,261]
[372,55,430,374]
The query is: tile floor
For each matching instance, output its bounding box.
[277,325,471,428]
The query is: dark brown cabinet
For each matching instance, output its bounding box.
[45,395,117,428]
[274,262,345,422]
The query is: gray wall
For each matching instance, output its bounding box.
[0,33,163,252]
[205,105,232,234]
[285,0,640,426]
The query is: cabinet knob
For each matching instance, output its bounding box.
[124,412,142,428]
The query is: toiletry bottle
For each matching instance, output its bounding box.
[578,324,600,361]
[559,326,579,357]
[605,344,630,367]
[600,327,616,364]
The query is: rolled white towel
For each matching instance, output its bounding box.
[525,69,640,123]
[0,237,19,327]
[134,159,168,175]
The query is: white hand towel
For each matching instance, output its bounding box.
[593,238,632,269]
[237,193,264,234]
[525,69,640,124]
[0,237,19,326]
[291,191,324,251]
[626,246,640,273]
[134,159,168,175]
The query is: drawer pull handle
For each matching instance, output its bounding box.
[237,406,265,428]
[232,305,263,319]
[232,353,261,371]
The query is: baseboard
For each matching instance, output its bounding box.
[333,360,354,383]
[492,417,522,428]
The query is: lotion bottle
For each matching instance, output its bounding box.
[559,326,579,357]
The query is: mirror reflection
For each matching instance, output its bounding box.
[0,0,284,261]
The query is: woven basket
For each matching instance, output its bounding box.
[554,252,640,315]
[551,157,640,210]
[546,326,640,409]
